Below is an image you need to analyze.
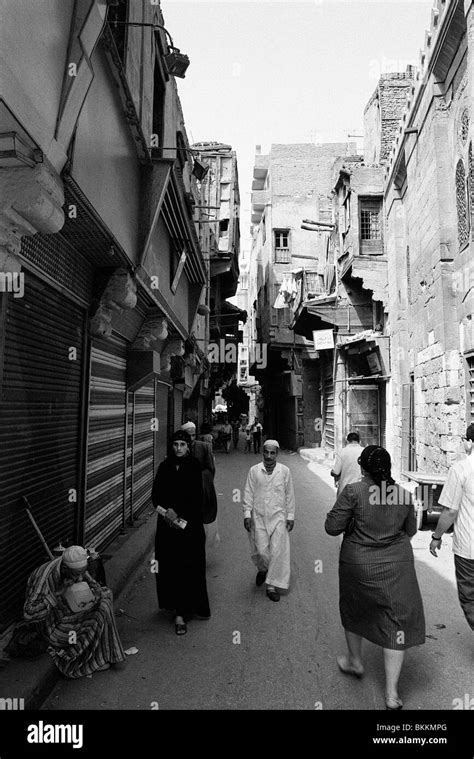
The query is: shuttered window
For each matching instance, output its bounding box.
[0,274,85,625]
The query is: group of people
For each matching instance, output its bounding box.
[19,421,472,712]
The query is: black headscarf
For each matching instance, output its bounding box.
[168,430,191,460]
[359,445,395,486]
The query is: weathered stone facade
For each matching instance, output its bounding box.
[384,0,474,475]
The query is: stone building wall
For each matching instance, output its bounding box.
[384,0,472,475]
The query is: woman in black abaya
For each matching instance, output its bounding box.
[151,430,210,635]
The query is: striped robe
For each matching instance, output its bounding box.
[23,557,125,678]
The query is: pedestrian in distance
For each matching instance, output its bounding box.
[23,546,125,677]
[330,431,363,493]
[243,440,295,602]
[430,423,474,631]
[252,418,263,454]
[151,430,210,635]
[221,419,233,453]
[325,445,425,710]
[245,425,252,453]
[231,419,241,449]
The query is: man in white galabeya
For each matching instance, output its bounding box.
[242,440,295,602]
[330,432,363,494]
[430,423,474,631]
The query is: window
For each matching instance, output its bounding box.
[466,355,474,422]
[360,206,381,240]
[359,198,383,254]
[456,159,469,249]
[304,271,322,298]
[274,229,290,263]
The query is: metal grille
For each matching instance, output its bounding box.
[360,207,381,240]
[456,159,469,249]
[21,233,93,305]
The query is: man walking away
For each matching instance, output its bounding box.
[331,432,363,494]
[430,423,474,631]
[243,440,295,602]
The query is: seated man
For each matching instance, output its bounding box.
[23,545,125,678]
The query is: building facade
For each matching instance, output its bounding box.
[0,0,213,625]
[384,0,474,477]
[249,142,356,449]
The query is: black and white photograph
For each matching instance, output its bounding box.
[0,0,473,753]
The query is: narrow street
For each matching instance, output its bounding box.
[43,442,473,711]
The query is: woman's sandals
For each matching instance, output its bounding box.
[336,656,364,679]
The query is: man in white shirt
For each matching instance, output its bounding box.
[430,423,474,630]
[243,440,295,602]
[330,432,363,494]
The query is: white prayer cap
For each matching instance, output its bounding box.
[181,421,196,432]
[263,439,280,449]
[62,545,88,570]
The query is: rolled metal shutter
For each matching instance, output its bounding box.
[85,336,127,550]
[0,274,84,624]
[323,363,335,450]
[126,381,155,520]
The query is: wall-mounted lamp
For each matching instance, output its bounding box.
[110,20,190,78]
[0,132,43,168]
[164,47,190,79]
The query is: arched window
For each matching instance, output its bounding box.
[456,159,469,248]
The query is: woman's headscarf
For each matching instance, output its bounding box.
[359,445,395,486]
[168,429,191,459]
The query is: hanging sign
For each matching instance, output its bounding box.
[313,329,334,350]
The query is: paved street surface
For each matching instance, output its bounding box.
[43,441,473,711]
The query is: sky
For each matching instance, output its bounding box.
[161,0,434,257]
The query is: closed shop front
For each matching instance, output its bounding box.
[0,270,87,624]
[322,359,335,450]
[85,336,127,550]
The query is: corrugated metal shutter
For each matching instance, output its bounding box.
[323,363,335,450]
[0,274,84,624]
[125,380,170,522]
[126,381,155,520]
[85,336,127,550]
